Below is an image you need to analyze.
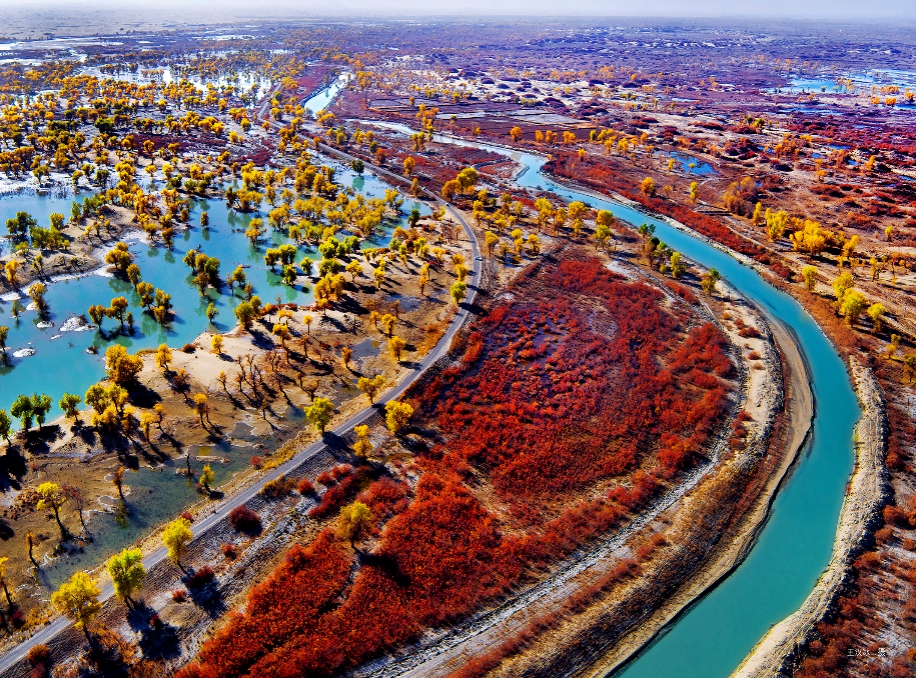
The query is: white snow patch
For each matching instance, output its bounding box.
[60,315,93,332]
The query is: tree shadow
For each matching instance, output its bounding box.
[185,574,226,619]
[125,382,163,410]
[125,599,155,632]
[320,431,356,461]
[318,313,354,334]
[248,327,276,350]
[335,295,368,317]
[138,615,181,660]
[0,447,27,492]
[357,551,411,587]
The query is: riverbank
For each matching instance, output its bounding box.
[732,360,888,678]
[576,311,812,678]
[342,253,775,678]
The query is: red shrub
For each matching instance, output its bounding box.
[309,471,363,518]
[187,566,215,589]
[228,506,262,533]
[179,253,735,678]
[178,531,350,678]
[330,464,353,480]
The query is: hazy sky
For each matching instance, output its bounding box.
[1,0,914,20]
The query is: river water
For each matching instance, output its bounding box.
[362,121,860,678]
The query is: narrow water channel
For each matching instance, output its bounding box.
[363,121,861,677]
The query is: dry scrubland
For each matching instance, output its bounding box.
[0,16,914,678]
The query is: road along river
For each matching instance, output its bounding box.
[361,121,862,678]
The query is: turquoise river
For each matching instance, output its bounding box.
[364,120,861,678]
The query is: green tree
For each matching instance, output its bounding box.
[10,395,33,431]
[0,409,11,446]
[106,548,146,605]
[84,384,109,414]
[306,397,335,433]
[700,268,720,295]
[235,302,256,330]
[59,393,82,420]
[163,518,193,565]
[51,571,102,642]
[450,281,468,306]
[30,394,52,430]
[0,325,7,364]
[670,251,686,279]
[228,265,247,290]
[594,222,613,250]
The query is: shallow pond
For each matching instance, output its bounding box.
[0,169,428,421]
[362,120,861,678]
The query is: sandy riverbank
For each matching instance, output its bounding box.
[572,302,813,678]
[731,360,888,678]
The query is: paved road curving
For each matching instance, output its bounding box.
[0,152,481,675]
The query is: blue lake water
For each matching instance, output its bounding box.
[0,82,423,425]
[1,81,432,588]
[662,150,717,176]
